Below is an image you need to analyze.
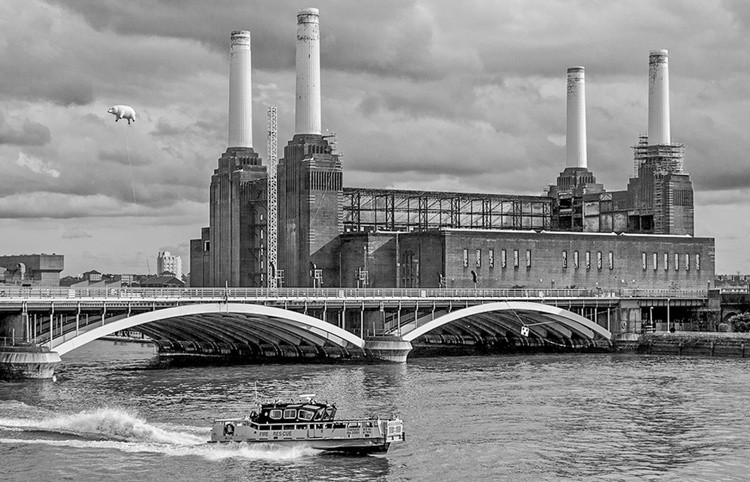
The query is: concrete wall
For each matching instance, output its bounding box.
[189,227,210,287]
[339,233,398,288]
[279,134,342,287]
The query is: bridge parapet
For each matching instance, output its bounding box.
[0,286,709,302]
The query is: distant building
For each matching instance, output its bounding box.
[83,270,102,282]
[0,254,64,286]
[62,270,122,289]
[715,274,750,292]
[140,275,185,288]
[157,251,183,279]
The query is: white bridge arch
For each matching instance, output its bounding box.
[400,301,611,345]
[53,303,365,356]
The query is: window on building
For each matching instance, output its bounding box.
[476,249,481,268]
[597,251,603,270]
[562,250,568,269]
[608,251,614,270]
[685,253,690,271]
[501,249,507,268]
[489,249,494,268]
[696,253,701,271]
[642,252,647,270]
[526,250,531,268]
[513,249,519,268]
[585,251,591,270]
[574,251,579,269]
[675,253,679,271]
[203,240,210,252]
[664,253,669,271]
[463,249,468,268]
[653,253,658,271]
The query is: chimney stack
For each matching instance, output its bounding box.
[566,66,587,168]
[228,30,253,149]
[648,49,670,145]
[295,8,322,135]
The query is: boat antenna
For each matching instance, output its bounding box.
[254,382,259,404]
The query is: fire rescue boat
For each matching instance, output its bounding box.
[208,395,405,454]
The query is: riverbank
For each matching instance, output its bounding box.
[634,332,750,358]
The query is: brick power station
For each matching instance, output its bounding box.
[190,9,714,292]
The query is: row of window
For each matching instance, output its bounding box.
[461,248,703,272]
[269,408,317,421]
[641,252,701,271]
[463,248,531,269]
[562,250,614,270]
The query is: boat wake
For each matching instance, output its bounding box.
[0,405,319,461]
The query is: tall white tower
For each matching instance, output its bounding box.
[566,66,587,168]
[228,30,253,148]
[648,49,670,145]
[295,8,322,135]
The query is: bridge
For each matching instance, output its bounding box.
[0,286,709,378]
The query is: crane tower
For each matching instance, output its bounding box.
[266,107,278,287]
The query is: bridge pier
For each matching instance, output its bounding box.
[0,346,60,379]
[364,337,413,363]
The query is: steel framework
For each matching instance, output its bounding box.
[343,188,552,233]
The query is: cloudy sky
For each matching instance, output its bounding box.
[1,0,749,276]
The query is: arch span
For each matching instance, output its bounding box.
[401,301,611,344]
[53,303,365,356]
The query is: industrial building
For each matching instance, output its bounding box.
[190,9,713,292]
[0,254,64,286]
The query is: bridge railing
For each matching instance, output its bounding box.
[0,286,708,300]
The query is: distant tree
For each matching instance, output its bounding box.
[728,313,750,333]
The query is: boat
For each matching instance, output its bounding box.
[208,394,405,454]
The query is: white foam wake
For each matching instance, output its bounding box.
[0,407,204,445]
[0,407,319,460]
[0,437,320,460]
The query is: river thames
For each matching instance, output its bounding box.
[1,341,750,481]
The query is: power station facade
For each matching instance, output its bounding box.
[190,10,714,292]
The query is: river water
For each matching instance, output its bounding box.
[2,341,750,481]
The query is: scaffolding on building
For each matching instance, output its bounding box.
[633,137,685,175]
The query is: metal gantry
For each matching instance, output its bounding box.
[266,106,278,288]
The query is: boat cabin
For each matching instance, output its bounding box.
[252,400,337,425]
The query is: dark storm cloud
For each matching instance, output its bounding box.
[0,113,51,146]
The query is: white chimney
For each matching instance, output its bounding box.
[566,66,587,168]
[648,49,670,145]
[295,8,321,135]
[228,30,253,148]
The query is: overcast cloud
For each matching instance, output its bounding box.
[1,0,749,275]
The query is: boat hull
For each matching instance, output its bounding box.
[209,437,390,454]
